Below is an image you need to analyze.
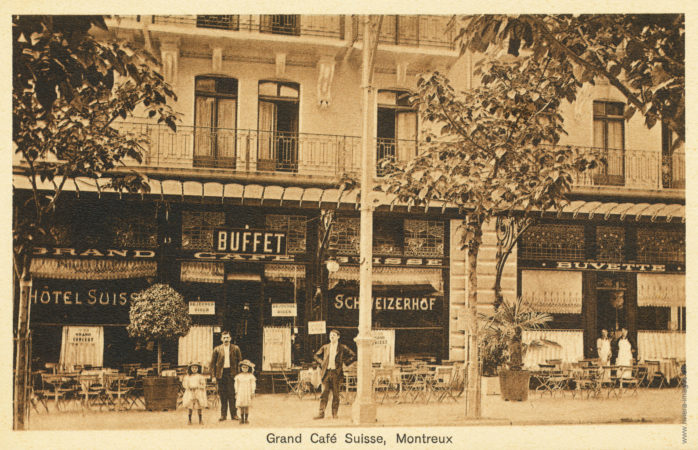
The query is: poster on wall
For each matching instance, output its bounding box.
[189,301,215,315]
[271,303,297,317]
[307,321,327,335]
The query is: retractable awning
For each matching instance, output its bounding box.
[521,270,583,314]
[329,266,443,292]
[637,273,685,307]
[31,258,157,280]
[180,261,224,283]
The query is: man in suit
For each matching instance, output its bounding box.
[313,329,356,419]
[210,331,242,421]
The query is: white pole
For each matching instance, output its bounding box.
[352,15,378,425]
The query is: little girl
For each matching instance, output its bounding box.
[234,359,256,424]
[182,363,207,424]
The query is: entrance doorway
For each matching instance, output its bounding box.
[226,281,262,368]
[596,274,628,338]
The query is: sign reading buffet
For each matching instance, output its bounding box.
[215,227,286,255]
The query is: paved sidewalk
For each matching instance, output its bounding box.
[27,388,683,430]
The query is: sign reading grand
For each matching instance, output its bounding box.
[32,247,156,259]
[214,228,286,255]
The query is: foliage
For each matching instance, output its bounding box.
[382,57,598,244]
[13,15,178,274]
[478,297,557,376]
[454,14,685,145]
[127,284,192,342]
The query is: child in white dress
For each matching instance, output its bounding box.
[182,363,207,424]
[234,359,256,424]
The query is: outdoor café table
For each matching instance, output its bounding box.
[659,359,680,383]
[396,367,431,403]
[42,373,81,410]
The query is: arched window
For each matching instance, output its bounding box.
[194,76,238,168]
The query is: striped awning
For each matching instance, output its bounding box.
[264,264,306,280]
[180,261,224,283]
[329,266,443,292]
[13,175,685,223]
[637,273,685,307]
[521,270,583,314]
[31,258,157,280]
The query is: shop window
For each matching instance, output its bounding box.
[374,217,403,256]
[258,81,300,172]
[194,76,238,168]
[260,15,300,35]
[595,226,624,262]
[404,219,444,257]
[636,228,685,263]
[196,15,239,30]
[637,306,671,331]
[377,90,417,176]
[328,217,360,255]
[519,224,585,260]
[593,101,625,185]
[265,214,306,254]
[181,211,225,250]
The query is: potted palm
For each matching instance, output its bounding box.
[479,297,557,401]
[127,283,191,410]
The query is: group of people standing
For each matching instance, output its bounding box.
[596,327,636,366]
[180,330,256,425]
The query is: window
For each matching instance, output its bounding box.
[595,226,625,262]
[196,15,239,30]
[404,219,444,257]
[260,15,300,35]
[194,76,238,168]
[328,217,360,255]
[637,306,671,331]
[377,90,417,175]
[374,218,403,256]
[593,101,625,185]
[258,81,300,172]
[636,228,685,263]
[519,224,585,260]
[181,211,225,250]
[265,214,307,254]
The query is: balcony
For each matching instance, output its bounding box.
[109,122,684,192]
[352,15,455,50]
[149,15,345,39]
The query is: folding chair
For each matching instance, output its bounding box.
[373,368,398,404]
[431,366,458,403]
[618,366,641,396]
[644,360,666,388]
[206,378,219,409]
[342,368,357,404]
[269,363,290,394]
[125,377,145,410]
[30,373,50,413]
[104,374,132,410]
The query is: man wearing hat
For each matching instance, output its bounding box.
[210,331,243,421]
[313,329,356,419]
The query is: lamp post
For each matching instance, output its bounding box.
[352,15,381,425]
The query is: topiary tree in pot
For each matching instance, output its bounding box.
[479,297,558,400]
[127,283,191,376]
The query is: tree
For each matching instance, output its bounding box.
[127,284,192,375]
[381,56,598,418]
[12,15,177,429]
[454,14,685,145]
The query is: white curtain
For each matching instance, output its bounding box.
[258,101,276,161]
[59,326,104,370]
[262,326,291,371]
[637,331,685,360]
[371,329,395,367]
[194,96,214,158]
[637,274,685,307]
[396,111,417,162]
[521,270,583,314]
[178,325,213,367]
[522,329,584,369]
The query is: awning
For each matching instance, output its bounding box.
[521,270,583,314]
[637,273,685,307]
[30,258,156,280]
[226,273,262,282]
[14,174,685,223]
[181,261,224,283]
[329,266,443,292]
[264,264,306,281]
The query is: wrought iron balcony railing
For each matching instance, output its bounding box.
[110,122,684,190]
[352,15,455,50]
[150,15,345,39]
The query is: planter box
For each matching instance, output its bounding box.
[499,369,530,401]
[481,376,500,396]
[143,376,179,411]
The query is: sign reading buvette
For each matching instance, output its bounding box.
[215,227,286,255]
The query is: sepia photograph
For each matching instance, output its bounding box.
[9,7,688,447]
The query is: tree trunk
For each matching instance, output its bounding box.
[157,340,162,376]
[14,272,32,430]
[464,225,482,419]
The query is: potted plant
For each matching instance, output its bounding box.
[127,283,191,410]
[479,297,557,401]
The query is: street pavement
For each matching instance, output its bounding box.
[26,387,683,430]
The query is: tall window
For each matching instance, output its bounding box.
[194,76,237,168]
[258,81,300,172]
[593,101,625,185]
[377,90,417,175]
[260,15,300,35]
